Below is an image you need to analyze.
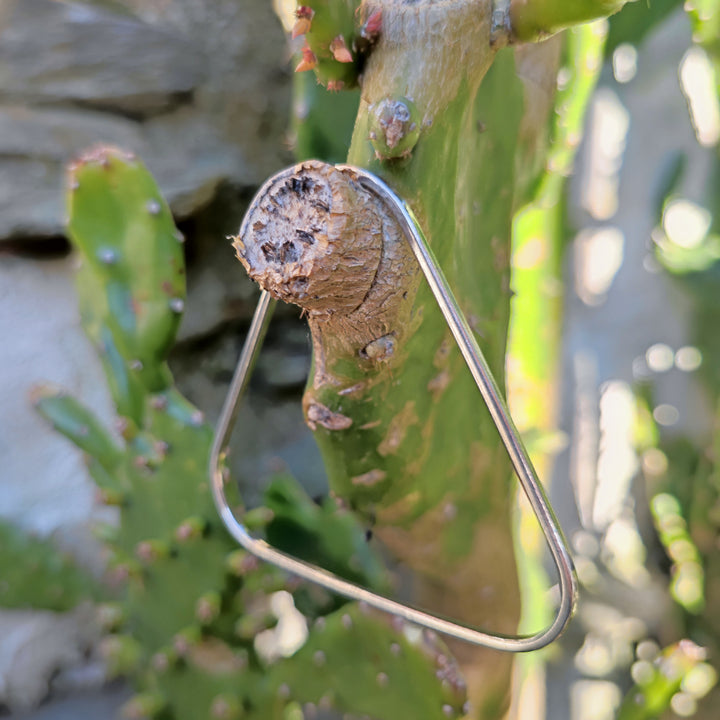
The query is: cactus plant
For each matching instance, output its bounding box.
[31,0,643,715]
[0,520,97,612]
[245,1,638,715]
[35,145,467,720]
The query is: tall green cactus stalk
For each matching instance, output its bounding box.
[508,21,607,708]
[235,1,635,716]
[622,2,720,716]
[36,146,471,720]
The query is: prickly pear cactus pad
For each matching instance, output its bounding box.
[34,146,464,720]
[0,520,97,612]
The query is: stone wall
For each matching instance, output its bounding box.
[0,1,319,712]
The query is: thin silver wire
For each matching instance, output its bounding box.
[210,165,578,652]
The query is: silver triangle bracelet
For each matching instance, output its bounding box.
[209,163,578,653]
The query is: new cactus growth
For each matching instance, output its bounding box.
[292,0,362,90]
[0,520,97,612]
[36,146,465,720]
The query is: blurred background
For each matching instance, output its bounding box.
[1,1,720,718]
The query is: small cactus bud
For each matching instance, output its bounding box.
[101,634,142,677]
[173,626,201,657]
[329,35,353,63]
[151,649,175,673]
[107,558,142,586]
[368,96,422,160]
[362,9,382,39]
[196,591,221,624]
[97,603,125,632]
[313,650,326,667]
[121,693,166,720]
[135,539,170,564]
[149,394,168,411]
[295,43,318,73]
[326,79,345,92]
[292,6,314,38]
[210,693,243,719]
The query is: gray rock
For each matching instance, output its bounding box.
[0,605,99,713]
[0,104,248,239]
[0,253,115,538]
[0,0,290,242]
[0,104,143,238]
[0,0,204,115]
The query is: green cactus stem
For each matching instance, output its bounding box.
[292,70,360,162]
[292,0,362,90]
[253,2,556,714]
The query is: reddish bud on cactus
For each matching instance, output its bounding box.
[97,603,125,632]
[172,626,201,657]
[330,35,353,63]
[210,694,242,719]
[175,516,206,542]
[326,79,345,91]
[292,16,312,38]
[225,549,259,576]
[362,9,382,39]
[135,540,169,563]
[295,43,317,72]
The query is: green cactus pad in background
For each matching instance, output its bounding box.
[0,520,98,612]
[67,147,185,421]
[33,145,460,720]
[270,603,468,719]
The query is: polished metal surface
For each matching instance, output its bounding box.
[210,164,578,652]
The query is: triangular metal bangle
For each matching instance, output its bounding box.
[209,164,578,652]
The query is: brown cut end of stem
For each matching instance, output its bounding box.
[233,161,384,317]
